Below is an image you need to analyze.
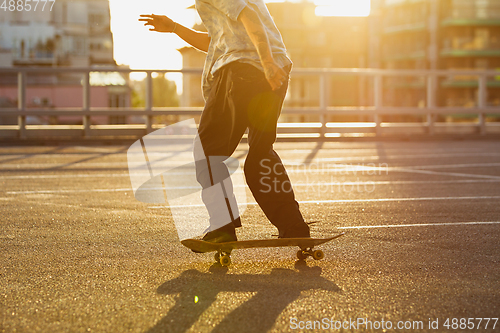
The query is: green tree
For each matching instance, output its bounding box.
[131,74,181,124]
[131,74,179,108]
[153,73,179,108]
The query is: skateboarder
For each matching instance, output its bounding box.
[139,0,310,243]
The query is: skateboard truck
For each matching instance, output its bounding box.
[214,250,232,266]
[296,247,324,261]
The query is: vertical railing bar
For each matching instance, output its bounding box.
[374,74,382,136]
[82,71,91,138]
[478,75,487,135]
[145,71,153,134]
[426,74,435,135]
[319,73,327,138]
[17,71,27,139]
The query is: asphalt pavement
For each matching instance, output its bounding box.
[1,139,499,332]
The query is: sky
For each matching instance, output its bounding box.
[109,0,371,76]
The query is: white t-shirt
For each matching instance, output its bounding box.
[195,0,292,100]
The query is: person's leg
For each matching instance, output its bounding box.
[236,64,310,238]
[194,64,248,241]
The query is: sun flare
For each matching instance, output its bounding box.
[314,0,371,17]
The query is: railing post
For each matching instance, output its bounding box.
[478,75,487,135]
[374,75,382,136]
[319,73,327,138]
[426,75,435,135]
[145,71,153,134]
[83,71,91,138]
[17,71,26,139]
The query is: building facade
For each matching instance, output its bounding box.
[0,0,115,67]
[0,0,130,125]
[371,0,500,114]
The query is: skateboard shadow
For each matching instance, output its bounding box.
[146,261,341,333]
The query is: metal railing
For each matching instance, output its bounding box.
[0,66,499,140]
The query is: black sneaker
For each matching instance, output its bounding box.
[278,222,311,239]
[202,226,237,243]
[191,224,237,253]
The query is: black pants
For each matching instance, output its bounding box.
[195,62,306,235]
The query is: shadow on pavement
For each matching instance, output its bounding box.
[0,145,130,172]
[146,260,341,333]
[0,146,65,164]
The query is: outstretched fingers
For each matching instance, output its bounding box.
[138,14,155,26]
[139,14,155,19]
[138,14,173,33]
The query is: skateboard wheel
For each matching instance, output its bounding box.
[214,252,221,262]
[312,250,324,260]
[220,255,231,267]
[296,250,308,260]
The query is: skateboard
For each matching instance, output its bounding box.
[181,233,345,266]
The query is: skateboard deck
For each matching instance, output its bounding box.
[182,233,345,266]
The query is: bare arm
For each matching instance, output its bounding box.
[139,14,211,53]
[238,6,287,91]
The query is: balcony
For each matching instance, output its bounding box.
[384,51,427,61]
[383,22,427,35]
[441,18,500,27]
[442,1,500,24]
[441,36,500,57]
[441,79,500,88]
[441,49,500,57]
[13,51,55,66]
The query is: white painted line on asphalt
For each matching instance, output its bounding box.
[1,152,499,170]
[0,162,131,169]
[3,159,495,170]
[1,162,499,180]
[284,162,500,180]
[338,221,500,229]
[300,196,500,205]
[409,162,500,169]
[0,174,130,180]
[387,167,500,180]
[6,179,500,195]
[284,162,500,171]
[6,188,132,194]
[148,195,500,209]
[283,152,500,164]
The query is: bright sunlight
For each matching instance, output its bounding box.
[314,0,371,17]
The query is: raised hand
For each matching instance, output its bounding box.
[139,14,176,33]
